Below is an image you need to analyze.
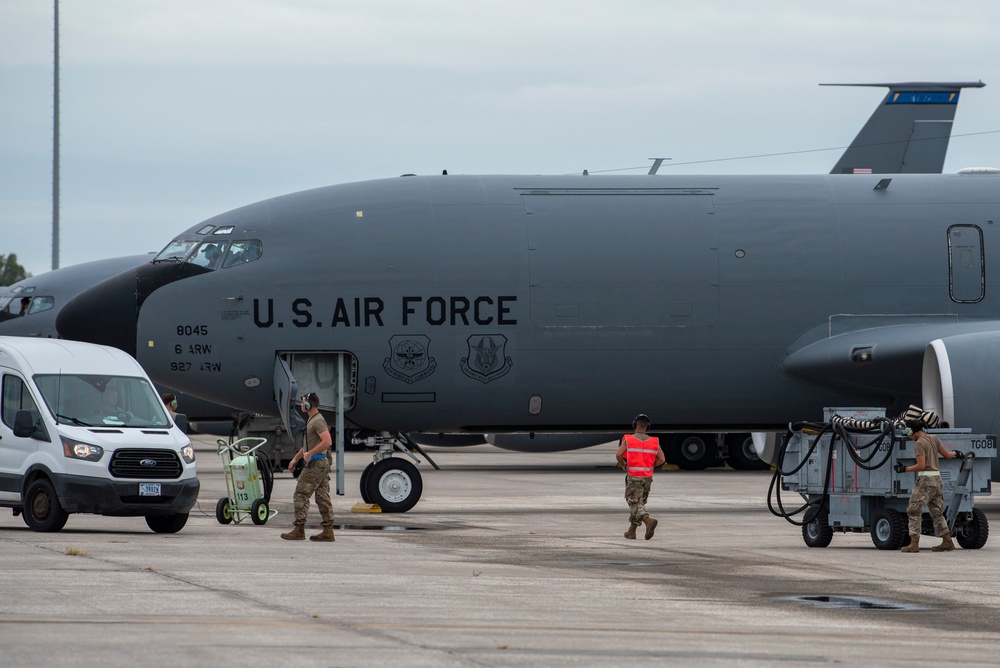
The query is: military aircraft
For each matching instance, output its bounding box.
[0,255,233,427]
[56,140,1000,511]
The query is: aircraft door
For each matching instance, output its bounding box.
[947,225,984,303]
[273,356,304,447]
[275,352,357,495]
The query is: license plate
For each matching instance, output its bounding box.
[139,483,161,496]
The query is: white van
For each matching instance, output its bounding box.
[0,336,199,532]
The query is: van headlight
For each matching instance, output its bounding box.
[181,445,196,463]
[62,438,104,462]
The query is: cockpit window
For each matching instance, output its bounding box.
[196,225,215,235]
[155,240,198,262]
[213,226,235,235]
[26,296,54,315]
[222,240,263,268]
[155,237,263,271]
[190,241,228,269]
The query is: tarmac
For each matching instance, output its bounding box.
[1,434,998,667]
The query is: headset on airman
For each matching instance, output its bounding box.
[301,393,319,411]
[632,414,650,430]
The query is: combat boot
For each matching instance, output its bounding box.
[624,523,638,539]
[280,525,305,541]
[931,532,955,552]
[900,534,920,552]
[641,514,658,540]
[310,526,336,542]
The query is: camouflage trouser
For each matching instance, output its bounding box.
[907,475,948,536]
[625,476,653,524]
[293,457,334,528]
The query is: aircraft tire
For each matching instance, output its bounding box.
[955,508,989,549]
[725,433,771,471]
[870,508,908,550]
[365,458,422,513]
[22,477,69,532]
[145,512,189,534]
[802,508,833,548]
[670,434,716,471]
[359,462,375,504]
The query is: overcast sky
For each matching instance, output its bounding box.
[3,1,1000,277]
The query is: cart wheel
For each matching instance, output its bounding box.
[870,508,908,550]
[365,457,422,512]
[216,497,233,524]
[802,508,833,548]
[360,462,375,504]
[955,508,989,549]
[251,498,269,525]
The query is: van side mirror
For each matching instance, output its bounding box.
[174,413,189,434]
[13,410,49,441]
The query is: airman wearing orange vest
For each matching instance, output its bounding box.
[615,414,666,539]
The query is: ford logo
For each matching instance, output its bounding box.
[140,459,158,467]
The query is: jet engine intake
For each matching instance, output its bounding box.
[923,333,1000,480]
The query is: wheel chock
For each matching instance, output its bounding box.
[351,503,382,513]
[660,463,680,471]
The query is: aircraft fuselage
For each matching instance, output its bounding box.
[60,173,1000,440]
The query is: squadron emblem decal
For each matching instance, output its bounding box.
[461,334,513,383]
[383,335,437,384]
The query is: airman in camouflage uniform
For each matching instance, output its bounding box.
[615,414,666,540]
[899,420,962,553]
[281,393,336,542]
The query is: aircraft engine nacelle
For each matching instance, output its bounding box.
[484,433,619,452]
[923,333,1000,480]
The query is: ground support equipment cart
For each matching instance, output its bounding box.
[768,408,993,549]
[216,437,276,525]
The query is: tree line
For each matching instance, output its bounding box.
[0,254,31,286]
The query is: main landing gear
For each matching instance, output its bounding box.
[354,432,438,513]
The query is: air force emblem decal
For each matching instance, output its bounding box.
[461,334,513,383]
[384,335,437,384]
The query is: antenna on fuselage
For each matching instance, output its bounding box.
[648,157,671,175]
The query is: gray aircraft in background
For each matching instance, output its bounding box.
[0,255,233,426]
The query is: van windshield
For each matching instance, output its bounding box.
[34,374,171,428]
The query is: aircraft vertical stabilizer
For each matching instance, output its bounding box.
[826,81,984,174]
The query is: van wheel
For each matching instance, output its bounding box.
[22,478,69,532]
[145,513,189,533]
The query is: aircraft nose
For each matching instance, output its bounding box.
[56,261,211,357]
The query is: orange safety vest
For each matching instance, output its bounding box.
[624,434,660,477]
